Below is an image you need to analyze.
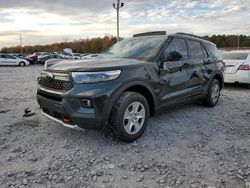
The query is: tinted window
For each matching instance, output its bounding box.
[187,40,204,59]
[222,52,249,60]
[164,38,188,61]
[201,44,209,58]
[205,44,221,60]
[4,55,16,59]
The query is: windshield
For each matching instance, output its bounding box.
[103,36,166,60]
[222,52,249,60]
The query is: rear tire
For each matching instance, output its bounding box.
[202,79,221,107]
[19,62,25,67]
[109,92,149,142]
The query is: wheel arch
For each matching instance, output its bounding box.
[109,80,157,117]
[19,61,25,65]
[212,73,224,89]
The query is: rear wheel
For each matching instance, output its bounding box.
[19,62,25,67]
[202,79,221,107]
[109,92,149,142]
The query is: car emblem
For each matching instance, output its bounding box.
[45,72,54,81]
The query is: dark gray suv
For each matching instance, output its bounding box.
[37,31,224,142]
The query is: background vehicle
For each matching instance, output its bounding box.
[37,54,64,64]
[0,53,29,66]
[26,52,50,64]
[37,31,224,142]
[9,53,24,59]
[72,53,81,59]
[221,51,250,87]
[26,54,38,63]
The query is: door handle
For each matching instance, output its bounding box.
[182,63,189,68]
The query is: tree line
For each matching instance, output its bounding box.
[203,35,250,48]
[1,34,250,54]
[0,36,118,54]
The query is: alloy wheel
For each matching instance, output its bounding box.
[123,102,145,135]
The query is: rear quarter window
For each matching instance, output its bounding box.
[205,44,221,60]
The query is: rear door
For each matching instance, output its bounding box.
[222,52,248,74]
[185,39,207,89]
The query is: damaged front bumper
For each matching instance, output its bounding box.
[41,110,82,130]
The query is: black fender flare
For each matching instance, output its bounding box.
[106,79,158,116]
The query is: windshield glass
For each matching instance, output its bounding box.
[222,52,249,60]
[103,36,166,60]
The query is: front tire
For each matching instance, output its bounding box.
[109,92,149,142]
[202,79,221,107]
[19,62,26,67]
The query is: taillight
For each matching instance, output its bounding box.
[239,64,250,70]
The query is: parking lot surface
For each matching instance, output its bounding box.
[0,66,250,188]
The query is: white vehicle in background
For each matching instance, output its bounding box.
[0,54,30,67]
[72,53,81,59]
[221,51,250,87]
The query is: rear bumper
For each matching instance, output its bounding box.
[224,70,250,84]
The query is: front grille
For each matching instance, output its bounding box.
[38,78,73,91]
[38,71,74,92]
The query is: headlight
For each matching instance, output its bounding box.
[71,70,121,84]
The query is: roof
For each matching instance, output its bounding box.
[172,32,215,46]
[132,31,215,46]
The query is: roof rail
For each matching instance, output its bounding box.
[133,31,166,38]
[175,32,205,40]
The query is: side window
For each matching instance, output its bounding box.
[187,40,204,59]
[201,44,209,58]
[205,44,222,60]
[4,55,16,59]
[164,38,188,61]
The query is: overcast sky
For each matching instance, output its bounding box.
[0,0,250,48]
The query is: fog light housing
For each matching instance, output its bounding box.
[82,99,93,108]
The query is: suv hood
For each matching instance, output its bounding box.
[48,58,147,72]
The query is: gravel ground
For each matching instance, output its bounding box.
[0,65,250,188]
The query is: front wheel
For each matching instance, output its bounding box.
[19,62,26,67]
[109,92,149,142]
[202,79,221,107]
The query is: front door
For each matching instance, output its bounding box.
[159,37,191,103]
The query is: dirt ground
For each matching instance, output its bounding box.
[0,65,249,188]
